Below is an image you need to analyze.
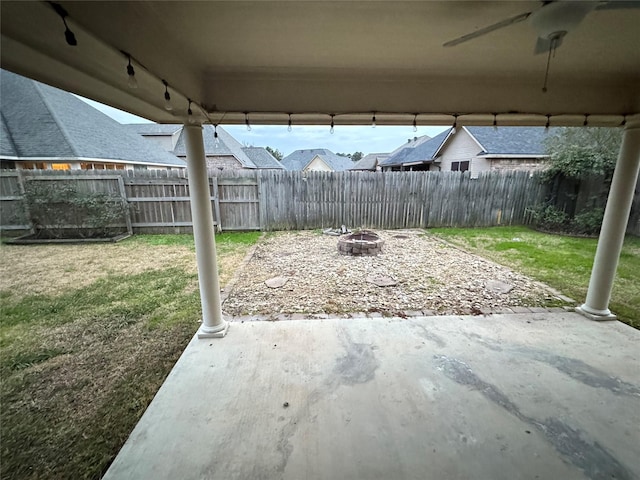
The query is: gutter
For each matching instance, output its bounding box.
[478,154,549,159]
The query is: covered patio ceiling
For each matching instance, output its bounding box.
[1,1,639,127]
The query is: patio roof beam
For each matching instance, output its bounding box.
[183,124,228,338]
[577,119,640,320]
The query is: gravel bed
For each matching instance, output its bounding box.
[223,230,562,317]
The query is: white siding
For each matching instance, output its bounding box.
[437,128,485,178]
[471,156,491,177]
[305,156,332,171]
[142,135,175,152]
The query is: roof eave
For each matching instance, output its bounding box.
[480,154,550,159]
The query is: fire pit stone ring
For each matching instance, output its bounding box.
[337,230,384,256]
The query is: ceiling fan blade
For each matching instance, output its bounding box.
[443,11,532,47]
[533,34,564,55]
[595,0,640,10]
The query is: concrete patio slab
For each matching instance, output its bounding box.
[104,312,640,480]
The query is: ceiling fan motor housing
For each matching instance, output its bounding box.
[529,1,597,39]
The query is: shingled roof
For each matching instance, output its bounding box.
[0,70,186,167]
[127,124,182,136]
[281,148,354,171]
[242,147,284,169]
[167,125,255,168]
[127,124,287,169]
[466,127,553,156]
[381,129,452,167]
[0,113,18,157]
[350,153,389,171]
[382,127,554,167]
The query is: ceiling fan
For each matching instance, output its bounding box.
[443,0,640,55]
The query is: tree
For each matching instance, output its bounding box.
[543,127,621,180]
[533,127,623,235]
[336,152,363,162]
[265,146,283,161]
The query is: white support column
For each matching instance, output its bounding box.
[184,124,228,338]
[577,119,640,321]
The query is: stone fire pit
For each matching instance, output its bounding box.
[337,230,384,256]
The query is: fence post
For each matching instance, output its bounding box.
[116,175,133,235]
[257,170,264,231]
[211,176,222,233]
[16,170,34,234]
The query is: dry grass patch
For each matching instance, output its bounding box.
[0,240,197,297]
[0,232,260,480]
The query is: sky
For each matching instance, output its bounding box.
[78,97,447,157]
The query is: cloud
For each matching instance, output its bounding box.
[223,125,448,156]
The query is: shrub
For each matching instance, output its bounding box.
[572,208,604,236]
[24,181,130,239]
[527,204,569,232]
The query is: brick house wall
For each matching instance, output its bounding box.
[204,156,244,170]
[489,158,547,172]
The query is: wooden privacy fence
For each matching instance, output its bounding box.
[0,170,223,235]
[2,169,638,234]
[257,170,545,230]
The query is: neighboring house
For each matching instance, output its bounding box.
[241,147,284,170]
[0,70,186,171]
[128,124,284,171]
[350,153,390,171]
[125,124,183,152]
[389,135,432,156]
[281,149,354,171]
[380,130,451,172]
[380,127,552,177]
[350,135,430,171]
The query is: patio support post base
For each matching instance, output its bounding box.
[575,305,617,322]
[580,117,640,321]
[197,320,229,339]
[184,123,227,339]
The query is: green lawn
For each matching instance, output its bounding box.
[0,232,260,480]
[428,226,640,328]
